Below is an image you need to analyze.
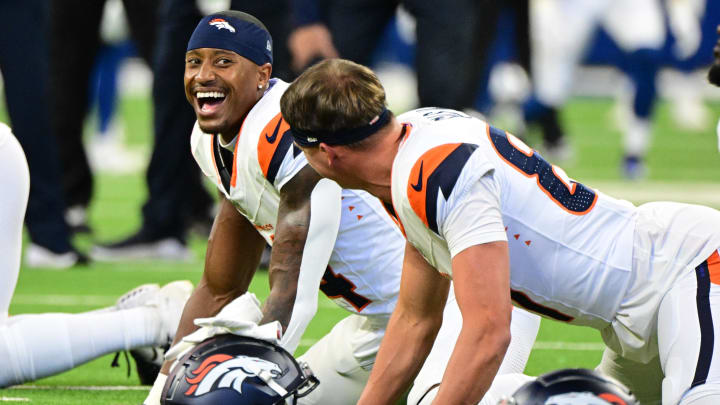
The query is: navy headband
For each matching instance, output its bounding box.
[291,108,391,147]
[187,14,272,66]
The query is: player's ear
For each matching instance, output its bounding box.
[257,63,272,88]
[319,143,337,167]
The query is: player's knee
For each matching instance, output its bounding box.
[677,383,720,405]
[0,325,24,387]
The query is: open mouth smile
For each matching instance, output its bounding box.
[195,91,227,116]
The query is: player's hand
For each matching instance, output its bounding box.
[164,293,282,364]
[288,24,339,72]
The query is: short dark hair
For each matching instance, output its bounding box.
[280,59,387,146]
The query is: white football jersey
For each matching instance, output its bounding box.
[191,79,402,316]
[391,108,638,328]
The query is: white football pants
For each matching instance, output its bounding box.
[599,203,720,405]
[0,124,165,388]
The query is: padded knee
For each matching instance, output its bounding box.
[597,348,663,404]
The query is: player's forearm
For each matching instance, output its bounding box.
[260,211,308,329]
[357,309,441,405]
[432,323,510,404]
[160,199,264,374]
[262,169,335,336]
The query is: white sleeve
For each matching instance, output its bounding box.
[275,147,309,191]
[279,179,342,354]
[189,123,217,179]
[441,170,507,258]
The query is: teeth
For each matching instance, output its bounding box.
[196,91,226,99]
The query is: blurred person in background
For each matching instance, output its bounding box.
[0,122,192,388]
[288,0,507,113]
[93,0,294,262]
[709,24,720,151]
[85,0,148,177]
[47,0,158,235]
[0,0,84,268]
[523,0,704,179]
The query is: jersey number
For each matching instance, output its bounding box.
[320,266,372,312]
[487,126,597,215]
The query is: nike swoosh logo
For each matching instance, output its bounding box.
[411,161,423,192]
[265,118,282,143]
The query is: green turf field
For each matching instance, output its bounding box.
[1,95,719,404]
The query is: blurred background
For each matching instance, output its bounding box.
[1,0,719,403]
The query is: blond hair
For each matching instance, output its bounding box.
[280,59,387,144]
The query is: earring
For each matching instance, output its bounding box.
[258,84,263,89]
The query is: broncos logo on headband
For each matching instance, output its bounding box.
[209,18,236,33]
[184,354,282,397]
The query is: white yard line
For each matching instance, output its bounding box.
[10,385,148,391]
[532,341,605,351]
[0,398,29,402]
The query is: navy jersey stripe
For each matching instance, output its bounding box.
[265,128,294,185]
[383,201,398,221]
[692,260,715,388]
[213,135,234,193]
[425,143,479,234]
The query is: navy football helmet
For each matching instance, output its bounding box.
[499,369,638,405]
[162,334,319,405]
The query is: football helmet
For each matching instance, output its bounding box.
[162,334,319,405]
[499,368,637,405]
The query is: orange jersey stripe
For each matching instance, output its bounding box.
[707,250,720,285]
[257,113,291,180]
[407,143,462,228]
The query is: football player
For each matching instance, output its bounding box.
[280,58,720,405]
[0,122,192,387]
[526,0,703,178]
[142,10,542,405]
[709,24,720,152]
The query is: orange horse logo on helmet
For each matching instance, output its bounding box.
[184,353,282,397]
